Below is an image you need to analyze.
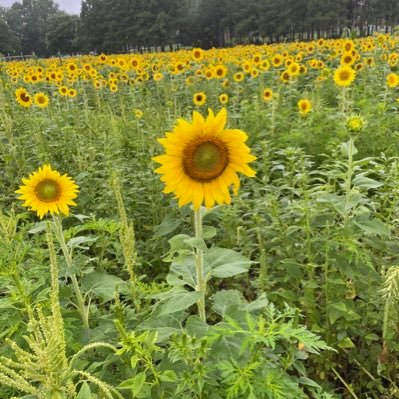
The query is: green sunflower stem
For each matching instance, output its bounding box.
[343,135,355,226]
[52,214,90,330]
[194,208,206,323]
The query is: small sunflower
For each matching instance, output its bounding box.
[219,93,228,105]
[233,72,244,82]
[16,165,79,219]
[387,72,399,88]
[135,109,143,119]
[262,88,273,102]
[153,108,256,209]
[59,85,68,96]
[298,99,312,115]
[333,66,356,87]
[34,92,49,108]
[193,92,206,106]
[68,88,77,98]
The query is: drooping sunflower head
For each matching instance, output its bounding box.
[16,165,79,219]
[333,66,356,87]
[15,87,32,108]
[153,108,256,209]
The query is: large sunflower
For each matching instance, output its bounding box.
[333,66,356,87]
[16,165,79,218]
[153,108,256,209]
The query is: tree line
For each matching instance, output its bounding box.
[0,0,398,57]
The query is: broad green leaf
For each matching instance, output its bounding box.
[184,236,207,251]
[81,271,128,302]
[353,217,390,236]
[211,290,243,316]
[76,382,91,399]
[352,174,383,189]
[205,248,252,278]
[340,141,358,157]
[153,214,181,238]
[157,290,201,315]
[327,302,361,324]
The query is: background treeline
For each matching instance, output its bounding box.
[0,0,399,57]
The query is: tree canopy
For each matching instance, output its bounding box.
[0,0,399,56]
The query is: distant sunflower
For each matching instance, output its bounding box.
[387,72,399,88]
[34,92,49,108]
[68,88,77,98]
[15,87,32,108]
[262,88,273,102]
[192,48,204,62]
[153,108,256,209]
[333,66,356,87]
[16,165,79,219]
[59,85,68,96]
[298,99,312,115]
[219,93,228,105]
[233,72,244,82]
[193,92,206,106]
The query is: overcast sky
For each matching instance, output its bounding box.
[0,0,81,14]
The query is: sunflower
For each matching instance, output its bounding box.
[135,109,143,119]
[193,92,206,106]
[233,72,244,82]
[219,93,228,105]
[298,99,312,115]
[387,72,399,88]
[34,92,49,108]
[262,88,273,102]
[333,66,356,87]
[15,164,79,219]
[68,88,77,98]
[59,85,68,96]
[192,48,204,62]
[153,108,256,209]
[15,87,32,107]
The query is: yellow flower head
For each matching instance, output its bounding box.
[34,92,49,108]
[262,88,273,102]
[15,87,32,108]
[153,108,256,209]
[193,92,206,106]
[298,99,312,115]
[219,93,228,105]
[387,72,399,88]
[16,165,79,219]
[135,109,143,118]
[333,66,356,87]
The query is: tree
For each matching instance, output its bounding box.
[45,13,79,55]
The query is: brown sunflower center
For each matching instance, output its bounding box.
[20,93,30,102]
[183,137,229,182]
[340,70,350,80]
[35,179,61,202]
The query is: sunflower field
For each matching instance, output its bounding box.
[1,33,399,399]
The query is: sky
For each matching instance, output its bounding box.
[0,0,81,14]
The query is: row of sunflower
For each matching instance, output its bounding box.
[3,33,399,110]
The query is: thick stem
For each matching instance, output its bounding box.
[194,209,206,322]
[52,215,89,329]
